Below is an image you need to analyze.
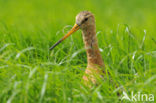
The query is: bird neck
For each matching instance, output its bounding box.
[82,25,104,68]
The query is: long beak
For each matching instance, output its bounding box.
[49,24,80,50]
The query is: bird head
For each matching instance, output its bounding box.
[50,11,95,50]
[76,11,95,30]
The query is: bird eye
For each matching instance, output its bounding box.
[81,18,89,24]
[84,18,88,21]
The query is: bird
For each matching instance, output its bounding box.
[50,11,105,85]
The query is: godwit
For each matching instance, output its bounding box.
[50,11,105,85]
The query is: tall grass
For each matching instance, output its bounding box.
[0,0,156,103]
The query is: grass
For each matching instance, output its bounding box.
[0,0,156,103]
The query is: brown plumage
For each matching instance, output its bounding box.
[50,11,105,85]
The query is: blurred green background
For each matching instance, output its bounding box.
[0,0,156,32]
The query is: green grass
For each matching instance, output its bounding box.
[0,0,156,103]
